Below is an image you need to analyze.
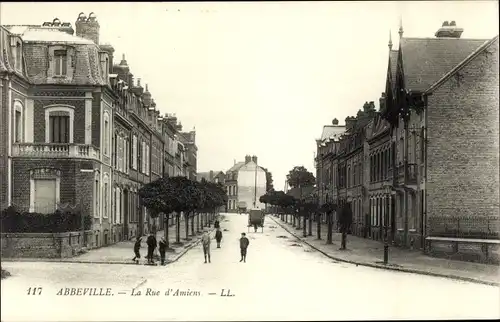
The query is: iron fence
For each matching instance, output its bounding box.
[428,216,499,239]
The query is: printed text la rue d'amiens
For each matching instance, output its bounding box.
[54,287,235,297]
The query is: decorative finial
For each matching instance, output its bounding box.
[388,30,393,50]
[398,16,404,38]
[122,54,125,60]
[137,78,141,87]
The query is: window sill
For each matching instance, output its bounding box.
[52,75,68,79]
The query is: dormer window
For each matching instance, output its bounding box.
[15,42,22,71]
[54,50,67,76]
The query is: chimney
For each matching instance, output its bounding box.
[332,118,339,126]
[114,54,129,80]
[142,83,151,106]
[379,92,386,112]
[100,44,115,73]
[128,73,134,89]
[189,130,196,143]
[245,155,251,164]
[435,20,463,38]
[251,155,258,164]
[75,12,100,45]
[132,78,144,97]
[345,116,357,132]
[167,115,177,128]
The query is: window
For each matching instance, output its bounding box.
[54,50,67,76]
[141,141,146,173]
[105,57,109,75]
[132,135,138,170]
[146,144,150,175]
[49,115,69,143]
[125,138,129,172]
[15,110,22,143]
[115,187,121,224]
[104,115,109,155]
[33,179,57,214]
[15,42,22,71]
[95,178,100,218]
[103,181,109,218]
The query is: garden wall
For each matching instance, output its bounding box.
[1,230,94,258]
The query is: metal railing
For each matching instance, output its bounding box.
[428,216,499,239]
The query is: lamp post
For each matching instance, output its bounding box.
[383,184,391,264]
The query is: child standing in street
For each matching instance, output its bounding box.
[239,232,249,263]
[215,228,223,248]
[202,232,211,263]
[132,237,142,263]
[159,237,167,266]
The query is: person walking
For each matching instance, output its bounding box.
[132,237,142,263]
[239,232,250,263]
[214,218,220,229]
[202,232,211,263]
[146,233,157,264]
[159,237,167,266]
[215,228,223,248]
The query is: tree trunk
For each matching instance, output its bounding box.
[317,212,321,240]
[196,213,200,232]
[308,213,313,236]
[164,214,170,248]
[176,213,181,243]
[296,214,301,229]
[327,211,333,244]
[341,231,347,250]
[303,214,307,237]
[191,214,195,236]
[185,213,189,240]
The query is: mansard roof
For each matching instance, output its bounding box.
[399,37,488,92]
[2,25,106,86]
[0,26,28,80]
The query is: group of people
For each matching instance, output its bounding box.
[132,216,251,265]
[132,233,168,265]
[201,218,250,263]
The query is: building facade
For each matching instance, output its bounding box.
[0,13,197,247]
[316,21,499,252]
[224,155,267,212]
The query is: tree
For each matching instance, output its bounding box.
[286,166,315,189]
[260,167,274,192]
[320,202,337,244]
[138,176,184,248]
[339,202,353,250]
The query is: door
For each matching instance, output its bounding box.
[34,179,57,214]
[391,197,396,242]
[123,190,129,240]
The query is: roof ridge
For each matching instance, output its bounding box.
[426,35,498,94]
[402,36,490,41]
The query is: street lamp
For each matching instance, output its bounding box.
[383,184,391,264]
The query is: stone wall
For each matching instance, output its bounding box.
[425,238,500,265]
[1,230,94,258]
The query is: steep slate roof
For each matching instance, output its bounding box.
[226,162,245,173]
[0,26,28,80]
[426,35,499,94]
[389,49,398,89]
[400,37,488,92]
[319,125,345,143]
[3,25,106,86]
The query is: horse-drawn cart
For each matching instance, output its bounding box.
[248,208,265,233]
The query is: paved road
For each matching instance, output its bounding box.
[2,213,499,321]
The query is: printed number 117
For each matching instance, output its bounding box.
[27,287,42,295]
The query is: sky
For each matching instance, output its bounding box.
[1,1,498,190]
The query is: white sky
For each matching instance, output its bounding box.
[1,1,498,189]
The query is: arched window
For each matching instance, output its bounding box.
[13,100,24,143]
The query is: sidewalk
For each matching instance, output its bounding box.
[269,215,500,286]
[2,215,221,266]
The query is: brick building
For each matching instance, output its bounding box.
[197,170,225,184]
[316,21,499,254]
[0,13,197,247]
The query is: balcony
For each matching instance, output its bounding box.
[12,143,100,160]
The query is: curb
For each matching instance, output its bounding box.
[269,216,499,287]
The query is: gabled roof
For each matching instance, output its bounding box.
[389,49,398,90]
[426,35,499,94]
[227,162,245,173]
[399,37,488,92]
